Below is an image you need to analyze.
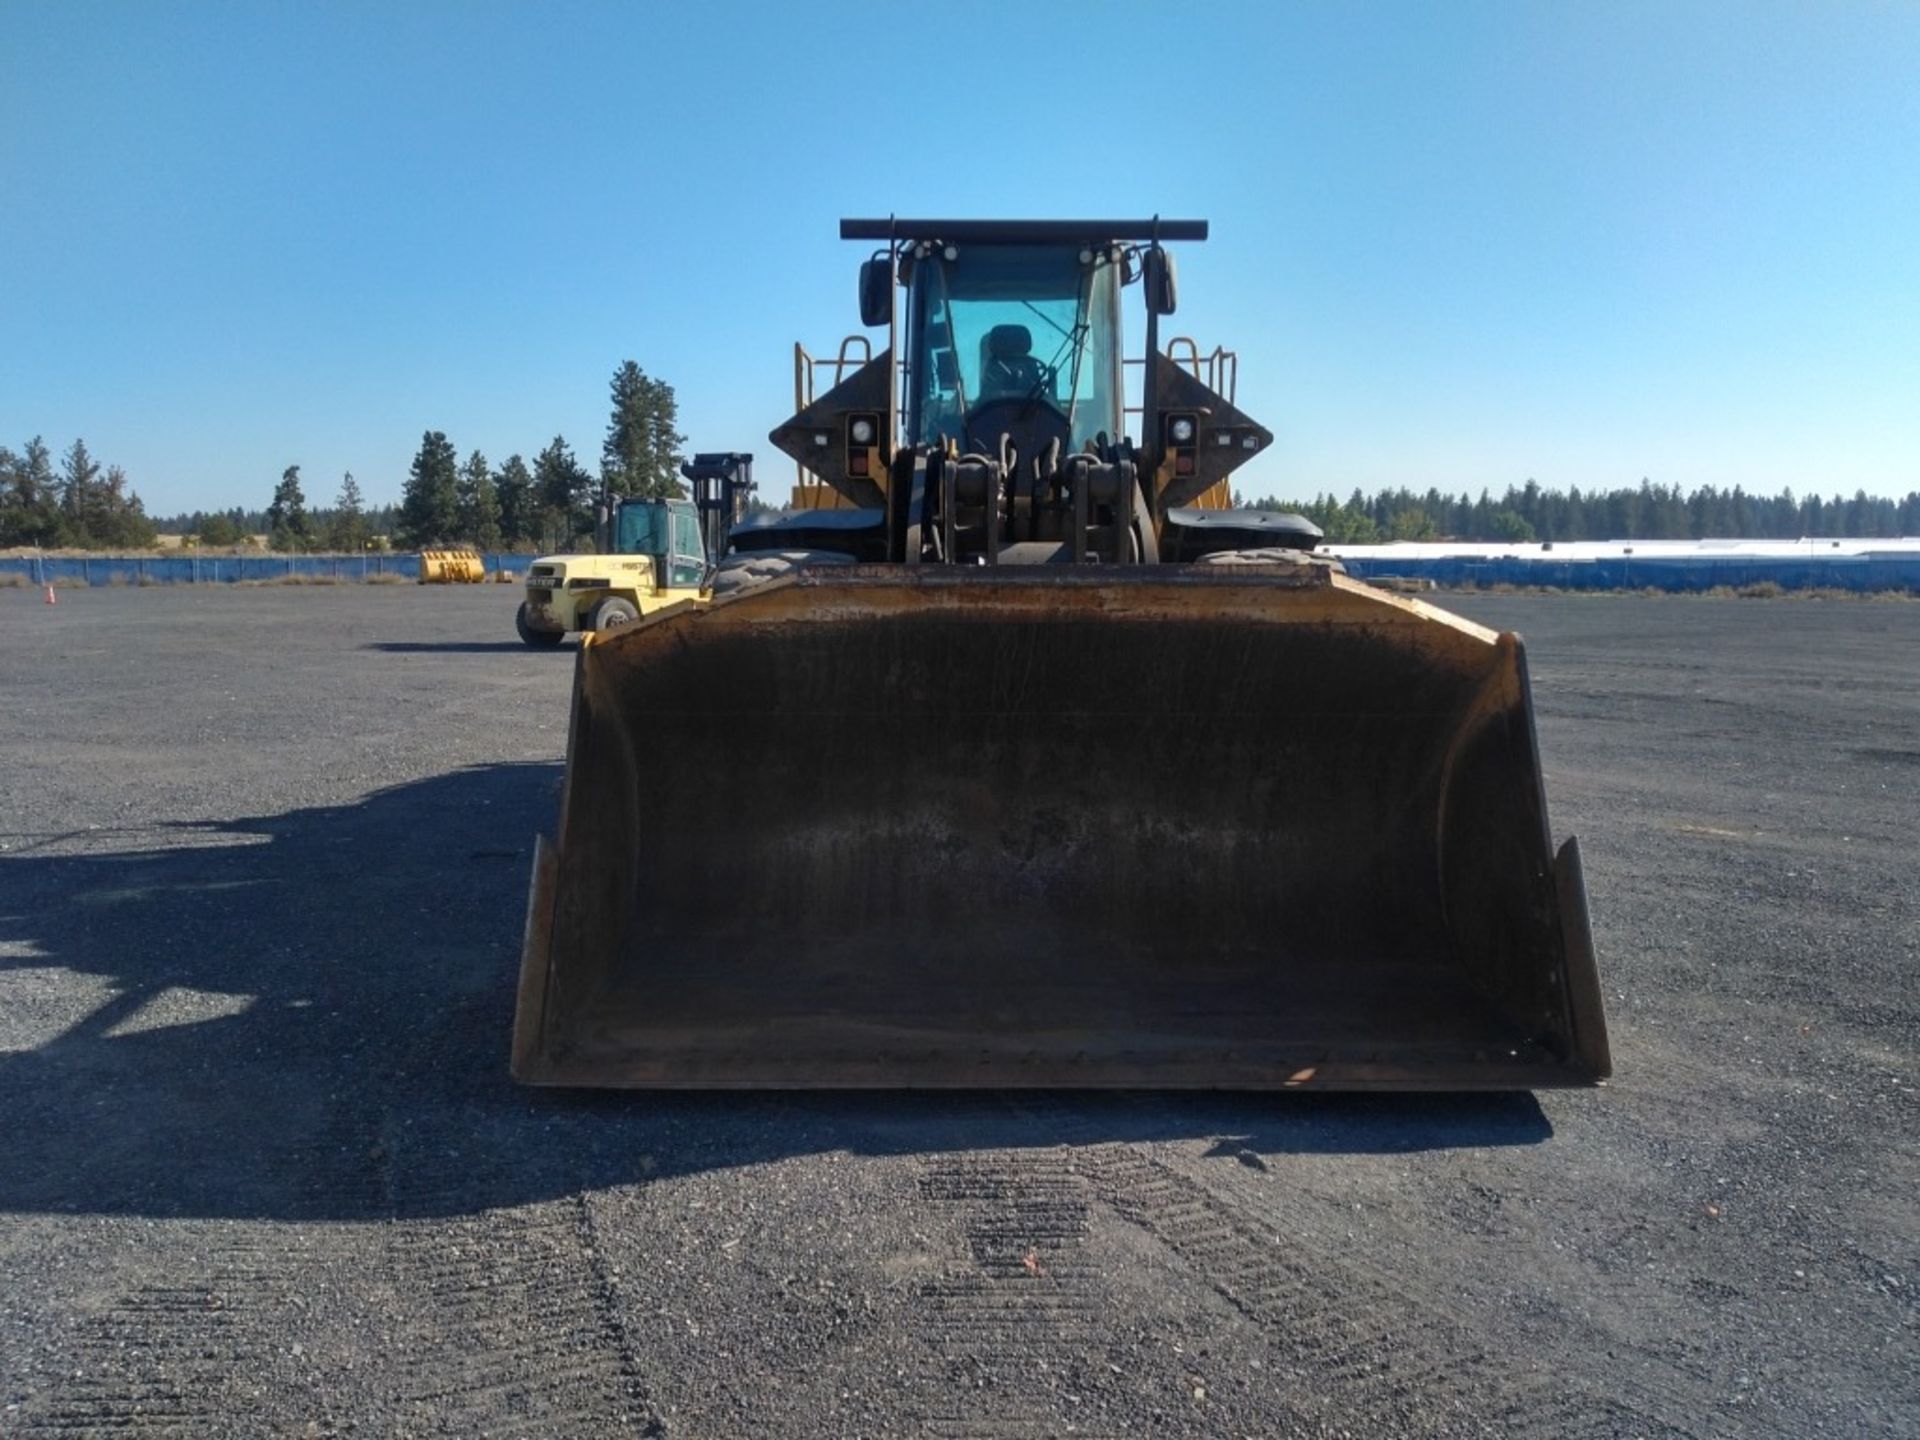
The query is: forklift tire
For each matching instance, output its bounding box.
[516,602,565,648]
[590,596,640,632]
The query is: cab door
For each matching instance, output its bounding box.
[668,507,706,587]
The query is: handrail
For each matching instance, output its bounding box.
[794,334,873,411]
[1122,337,1239,418]
[792,335,875,490]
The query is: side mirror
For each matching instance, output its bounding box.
[859,256,892,328]
[1144,247,1179,316]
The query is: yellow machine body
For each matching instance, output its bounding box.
[516,496,713,644]
[517,554,698,638]
[418,547,486,584]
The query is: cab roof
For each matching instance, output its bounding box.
[840,218,1207,245]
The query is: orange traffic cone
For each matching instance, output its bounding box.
[44,584,56,606]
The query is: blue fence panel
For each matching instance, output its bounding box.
[1,552,546,586]
[1337,552,1920,594]
[8,549,1919,593]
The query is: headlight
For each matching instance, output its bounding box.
[1169,416,1196,445]
[850,417,875,445]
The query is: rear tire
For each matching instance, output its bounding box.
[590,596,640,632]
[516,602,565,648]
[708,549,856,598]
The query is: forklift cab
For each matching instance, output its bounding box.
[616,498,706,588]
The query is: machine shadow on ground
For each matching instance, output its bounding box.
[0,762,1550,1223]
[363,640,573,654]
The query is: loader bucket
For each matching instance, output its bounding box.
[513,564,1609,1089]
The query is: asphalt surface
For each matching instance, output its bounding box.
[0,582,1914,1438]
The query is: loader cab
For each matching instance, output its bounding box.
[615,497,705,587]
[767,220,1303,566]
[905,243,1124,457]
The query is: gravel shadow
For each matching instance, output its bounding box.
[0,762,1548,1222]
[363,640,571,653]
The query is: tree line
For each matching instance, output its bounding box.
[5,360,684,555]
[1249,479,1920,545]
[16,381,1918,556]
[154,501,405,549]
[0,438,158,549]
[271,360,686,553]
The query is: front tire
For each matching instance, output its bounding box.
[589,596,640,632]
[516,602,565,648]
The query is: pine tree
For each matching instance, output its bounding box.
[532,436,593,549]
[495,454,535,548]
[59,439,101,541]
[267,465,314,551]
[329,472,370,551]
[1489,508,1536,542]
[602,361,688,503]
[94,466,157,548]
[1388,507,1436,542]
[0,449,17,534]
[1562,486,1587,540]
[602,361,648,501]
[456,450,502,550]
[198,512,244,547]
[24,437,58,531]
[0,437,62,547]
[642,373,687,501]
[82,463,120,542]
[397,431,461,547]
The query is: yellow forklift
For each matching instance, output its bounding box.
[513,456,755,646]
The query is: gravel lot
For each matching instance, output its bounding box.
[1,581,1915,1438]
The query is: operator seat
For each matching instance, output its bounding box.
[979,324,1046,399]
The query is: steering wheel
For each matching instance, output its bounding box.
[981,355,1045,399]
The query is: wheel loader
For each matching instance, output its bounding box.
[512,218,1611,1090]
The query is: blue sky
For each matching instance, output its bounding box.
[3,1,1915,516]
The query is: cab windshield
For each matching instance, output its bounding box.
[911,245,1121,451]
[615,501,667,554]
